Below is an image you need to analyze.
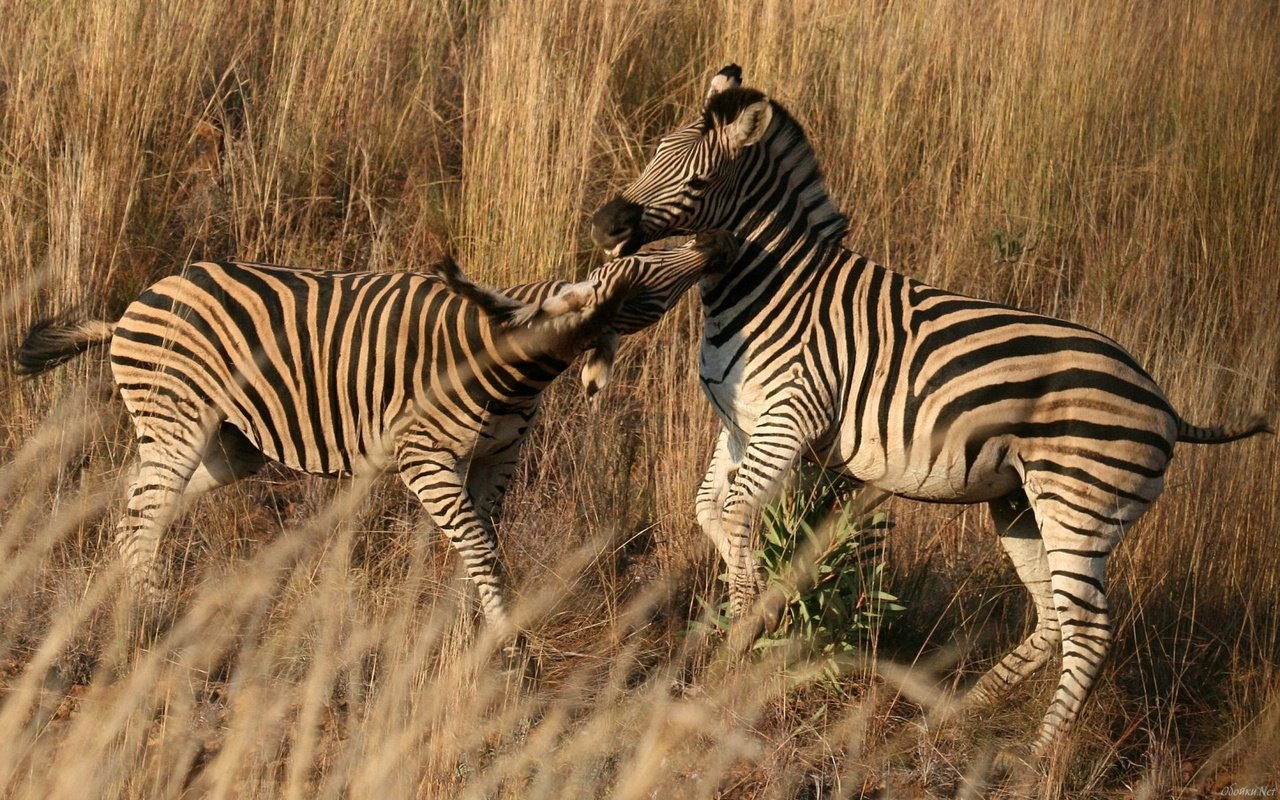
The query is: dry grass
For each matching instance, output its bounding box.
[2,0,1278,797]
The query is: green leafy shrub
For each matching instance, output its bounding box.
[696,464,905,663]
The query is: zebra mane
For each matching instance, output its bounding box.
[703,88,850,243]
[432,255,528,324]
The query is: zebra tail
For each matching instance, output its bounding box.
[432,254,528,324]
[15,317,116,376]
[1176,415,1274,444]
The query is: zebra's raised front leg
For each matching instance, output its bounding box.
[396,440,516,653]
[966,490,1060,707]
[695,426,746,568]
[716,407,812,651]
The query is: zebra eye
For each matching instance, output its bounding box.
[687,177,709,193]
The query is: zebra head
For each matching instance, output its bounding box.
[522,230,738,333]
[591,65,776,257]
[434,231,736,363]
[523,230,738,398]
[575,230,738,399]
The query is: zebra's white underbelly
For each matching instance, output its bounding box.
[828,422,1022,502]
[873,447,1021,502]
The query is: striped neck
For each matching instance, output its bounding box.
[695,114,847,306]
[727,111,848,250]
[699,224,842,312]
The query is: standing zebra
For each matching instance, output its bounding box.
[15,231,736,651]
[591,65,1271,762]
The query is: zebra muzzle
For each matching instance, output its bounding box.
[590,196,644,256]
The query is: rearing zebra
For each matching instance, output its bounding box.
[591,65,1271,761]
[15,232,737,649]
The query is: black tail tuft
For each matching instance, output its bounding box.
[15,317,116,377]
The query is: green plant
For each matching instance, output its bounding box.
[697,464,905,664]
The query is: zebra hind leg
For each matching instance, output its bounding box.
[116,430,208,600]
[185,421,268,496]
[1002,479,1143,767]
[965,490,1060,709]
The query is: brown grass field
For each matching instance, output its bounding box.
[2,0,1278,796]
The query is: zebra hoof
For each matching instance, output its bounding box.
[756,588,787,636]
[499,633,540,689]
[990,745,1037,779]
[726,616,765,657]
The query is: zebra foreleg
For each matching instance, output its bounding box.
[965,491,1060,708]
[464,451,541,680]
[464,451,520,530]
[694,427,745,567]
[397,445,519,658]
[716,412,810,653]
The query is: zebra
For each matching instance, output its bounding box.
[590,64,1271,762]
[15,231,737,652]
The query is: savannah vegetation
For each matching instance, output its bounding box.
[1,0,1277,796]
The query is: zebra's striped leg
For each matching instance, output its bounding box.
[1020,488,1129,760]
[185,421,267,496]
[461,451,539,677]
[465,458,515,531]
[695,427,743,566]
[396,445,515,650]
[966,491,1061,707]
[717,411,808,647]
[116,436,205,598]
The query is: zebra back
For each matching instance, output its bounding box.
[108,260,585,476]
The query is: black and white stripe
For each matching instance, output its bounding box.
[591,64,1270,759]
[16,233,735,648]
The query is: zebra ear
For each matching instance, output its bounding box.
[580,332,619,400]
[706,64,743,101]
[725,98,773,152]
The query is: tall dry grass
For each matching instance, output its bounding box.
[1,0,1277,796]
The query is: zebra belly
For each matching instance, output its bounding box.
[820,430,1020,503]
[243,417,387,476]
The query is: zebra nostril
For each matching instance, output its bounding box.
[591,197,645,253]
